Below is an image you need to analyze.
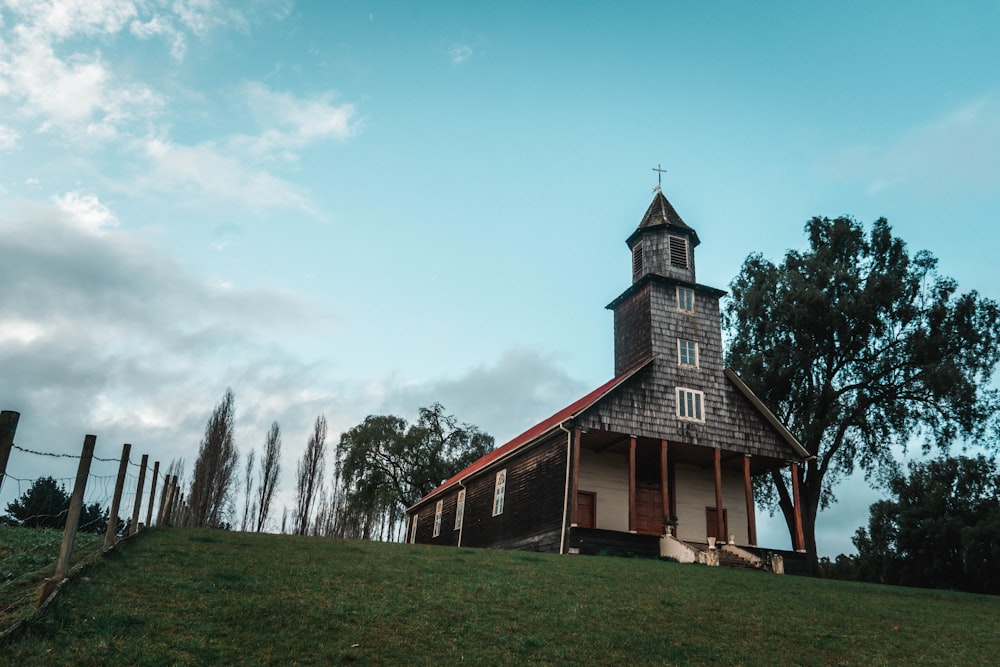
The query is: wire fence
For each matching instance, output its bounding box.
[0,409,181,636]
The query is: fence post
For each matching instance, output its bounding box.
[0,410,20,494]
[104,443,131,550]
[52,435,96,582]
[146,461,159,528]
[130,454,148,536]
[163,476,178,525]
[157,473,172,526]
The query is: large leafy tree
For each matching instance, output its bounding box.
[724,216,1000,571]
[854,455,1000,594]
[336,403,493,540]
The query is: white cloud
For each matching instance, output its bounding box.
[0,124,18,150]
[52,190,119,233]
[130,14,188,61]
[826,96,1000,195]
[448,43,474,65]
[238,82,360,157]
[140,137,314,212]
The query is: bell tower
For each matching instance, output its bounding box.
[608,186,725,379]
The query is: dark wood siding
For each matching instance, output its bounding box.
[614,285,652,375]
[410,431,569,553]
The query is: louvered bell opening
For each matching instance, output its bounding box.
[632,243,643,279]
[669,236,688,268]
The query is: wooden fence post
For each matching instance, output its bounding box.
[52,435,96,582]
[157,472,172,525]
[145,461,159,528]
[104,443,131,550]
[163,476,178,525]
[130,454,148,536]
[0,410,20,494]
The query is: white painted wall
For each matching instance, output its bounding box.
[674,462,749,544]
[577,449,629,531]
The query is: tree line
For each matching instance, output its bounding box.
[166,391,492,540]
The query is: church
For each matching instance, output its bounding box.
[405,186,811,564]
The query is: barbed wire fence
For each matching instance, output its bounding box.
[0,409,182,636]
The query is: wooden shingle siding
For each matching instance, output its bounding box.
[614,285,653,375]
[412,432,569,553]
[586,281,793,460]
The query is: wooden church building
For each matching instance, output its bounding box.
[405,188,811,561]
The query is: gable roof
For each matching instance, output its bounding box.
[409,358,654,510]
[627,191,701,247]
[724,368,813,460]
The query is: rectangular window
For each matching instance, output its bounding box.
[676,287,695,313]
[677,387,705,422]
[669,236,688,268]
[678,339,699,367]
[454,489,465,531]
[409,513,418,543]
[631,243,643,279]
[492,469,507,516]
[433,500,443,537]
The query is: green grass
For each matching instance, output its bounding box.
[1,526,102,628]
[5,528,1000,665]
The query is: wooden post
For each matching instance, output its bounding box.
[145,460,159,528]
[790,462,806,552]
[130,454,148,535]
[569,427,581,526]
[743,455,757,547]
[54,435,96,580]
[157,472,172,525]
[628,437,636,533]
[713,448,725,543]
[659,440,670,533]
[0,410,20,494]
[104,443,131,549]
[164,476,178,525]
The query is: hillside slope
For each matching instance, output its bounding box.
[6,528,998,665]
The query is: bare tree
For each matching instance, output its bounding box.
[188,389,239,528]
[240,448,255,532]
[256,421,282,532]
[295,414,327,535]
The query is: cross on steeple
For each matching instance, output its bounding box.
[652,163,667,187]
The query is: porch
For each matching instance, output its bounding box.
[566,427,806,551]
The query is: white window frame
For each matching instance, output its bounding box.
[492,469,507,516]
[676,287,695,313]
[676,387,705,422]
[454,489,465,531]
[433,500,443,537]
[409,513,418,543]
[678,338,699,367]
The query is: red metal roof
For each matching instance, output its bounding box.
[412,358,652,508]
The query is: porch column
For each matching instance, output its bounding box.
[713,448,725,543]
[743,455,757,547]
[659,440,670,533]
[628,436,636,533]
[569,427,581,526]
[790,462,806,552]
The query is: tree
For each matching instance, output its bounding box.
[336,403,494,540]
[188,389,240,528]
[241,448,255,532]
[724,216,1000,572]
[295,414,327,535]
[4,476,109,533]
[854,455,1000,594]
[256,421,281,533]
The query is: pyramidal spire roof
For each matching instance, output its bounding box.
[630,190,700,247]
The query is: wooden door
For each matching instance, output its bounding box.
[576,491,596,529]
[706,507,728,540]
[635,485,662,535]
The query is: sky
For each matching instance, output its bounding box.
[1,1,999,557]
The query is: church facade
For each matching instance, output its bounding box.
[405,189,810,560]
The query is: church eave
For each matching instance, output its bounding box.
[605,274,727,310]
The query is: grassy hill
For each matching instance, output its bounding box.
[4,528,999,665]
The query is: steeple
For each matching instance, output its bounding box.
[626,191,699,285]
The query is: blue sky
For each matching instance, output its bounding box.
[2,1,998,556]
